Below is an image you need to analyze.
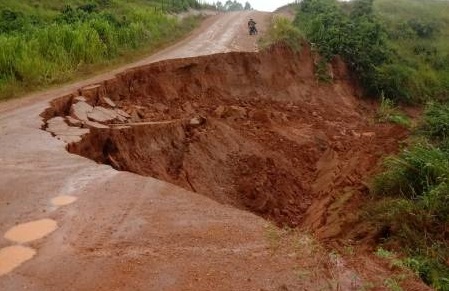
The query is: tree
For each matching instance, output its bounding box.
[215,1,224,11]
[295,0,391,97]
[244,1,252,10]
[224,0,244,11]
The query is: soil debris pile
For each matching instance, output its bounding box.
[42,45,408,230]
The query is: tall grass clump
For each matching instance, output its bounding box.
[373,144,449,199]
[422,102,449,140]
[376,96,411,127]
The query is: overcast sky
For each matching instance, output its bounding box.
[248,0,293,11]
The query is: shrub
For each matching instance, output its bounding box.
[373,143,449,198]
[295,0,449,102]
[260,16,303,51]
[295,0,391,97]
[373,64,414,101]
[0,9,41,33]
[422,102,449,140]
[376,96,411,127]
[408,19,439,39]
[314,58,332,83]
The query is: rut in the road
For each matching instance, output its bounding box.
[42,45,408,234]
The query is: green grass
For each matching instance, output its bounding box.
[0,0,203,101]
[364,3,449,288]
[292,0,449,103]
[292,3,449,285]
[376,96,411,127]
[369,102,449,289]
[294,0,395,99]
[421,102,449,140]
[289,0,449,288]
[373,0,449,102]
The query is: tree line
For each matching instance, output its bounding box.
[211,1,252,11]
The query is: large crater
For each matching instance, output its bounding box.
[42,45,407,232]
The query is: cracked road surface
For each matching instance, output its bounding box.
[0,11,406,291]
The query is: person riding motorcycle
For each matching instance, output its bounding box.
[248,18,257,35]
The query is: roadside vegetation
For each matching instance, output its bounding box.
[374,0,449,103]
[376,96,411,127]
[212,1,252,11]
[0,0,205,101]
[285,0,449,289]
[259,16,303,52]
[294,0,449,103]
[370,103,449,290]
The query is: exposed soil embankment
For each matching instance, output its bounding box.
[42,45,408,235]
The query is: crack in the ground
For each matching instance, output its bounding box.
[41,45,408,238]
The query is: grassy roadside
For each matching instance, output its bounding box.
[286,0,449,289]
[293,0,449,103]
[368,102,449,290]
[0,0,203,101]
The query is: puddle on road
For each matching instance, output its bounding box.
[4,219,57,243]
[0,246,36,276]
[51,195,77,206]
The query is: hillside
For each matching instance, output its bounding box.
[292,0,449,289]
[374,0,449,102]
[294,0,449,102]
[0,0,203,100]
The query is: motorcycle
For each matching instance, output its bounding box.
[249,24,258,36]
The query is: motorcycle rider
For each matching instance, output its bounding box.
[248,18,257,35]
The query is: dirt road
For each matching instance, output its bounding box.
[0,10,428,291]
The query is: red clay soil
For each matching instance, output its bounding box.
[43,44,408,237]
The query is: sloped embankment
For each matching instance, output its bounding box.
[41,45,408,235]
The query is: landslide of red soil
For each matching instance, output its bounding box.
[43,45,408,235]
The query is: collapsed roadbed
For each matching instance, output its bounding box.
[41,44,408,238]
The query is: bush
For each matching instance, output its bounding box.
[373,143,449,198]
[408,19,439,38]
[422,102,449,140]
[376,96,411,127]
[405,256,449,289]
[294,0,350,59]
[295,0,391,97]
[295,0,449,102]
[374,64,414,101]
[260,16,303,51]
[0,9,41,34]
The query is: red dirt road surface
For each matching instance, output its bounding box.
[0,11,429,290]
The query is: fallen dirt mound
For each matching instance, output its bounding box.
[42,44,408,232]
